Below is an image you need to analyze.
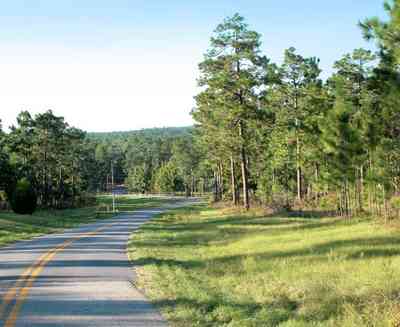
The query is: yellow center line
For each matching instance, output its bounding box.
[3,250,60,327]
[1,221,117,327]
[0,251,51,320]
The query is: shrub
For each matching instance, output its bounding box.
[10,178,37,215]
[74,193,96,207]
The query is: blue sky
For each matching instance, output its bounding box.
[0,0,385,132]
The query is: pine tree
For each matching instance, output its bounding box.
[193,14,269,209]
[320,82,365,216]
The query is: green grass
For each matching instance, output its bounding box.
[96,195,175,212]
[0,195,176,247]
[129,205,400,327]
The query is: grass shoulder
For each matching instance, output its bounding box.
[0,195,175,247]
[129,204,400,327]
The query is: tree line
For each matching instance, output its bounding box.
[0,111,100,212]
[192,1,400,216]
[0,116,206,214]
[1,0,399,218]
[88,127,206,196]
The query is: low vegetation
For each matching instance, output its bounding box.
[96,195,178,212]
[0,207,106,247]
[129,204,400,326]
[0,195,174,247]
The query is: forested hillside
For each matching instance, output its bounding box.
[88,126,193,141]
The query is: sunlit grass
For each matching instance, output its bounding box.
[97,194,174,213]
[0,195,174,247]
[129,205,400,326]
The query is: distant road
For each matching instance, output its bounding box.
[0,200,196,327]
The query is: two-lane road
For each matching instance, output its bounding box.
[0,201,191,327]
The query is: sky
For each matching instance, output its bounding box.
[0,0,386,132]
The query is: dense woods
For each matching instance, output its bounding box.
[191,2,400,216]
[0,111,98,210]
[87,126,204,196]
[0,117,204,213]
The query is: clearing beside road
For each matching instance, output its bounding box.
[0,195,173,247]
[129,204,400,327]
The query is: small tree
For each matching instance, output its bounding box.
[154,162,184,194]
[320,82,364,216]
[126,166,146,194]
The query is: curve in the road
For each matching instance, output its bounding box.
[0,201,193,327]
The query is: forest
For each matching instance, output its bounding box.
[0,114,200,213]
[0,0,399,219]
[192,2,400,217]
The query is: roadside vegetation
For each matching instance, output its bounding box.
[0,207,107,247]
[0,195,174,247]
[97,195,177,212]
[129,204,400,327]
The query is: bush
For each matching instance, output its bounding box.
[74,192,97,207]
[10,178,37,215]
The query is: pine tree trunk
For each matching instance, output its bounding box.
[296,133,302,202]
[239,121,250,210]
[383,186,388,222]
[230,155,238,206]
[218,162,224,200]
[314,165,319,207]
[213,170,219,202]
[272,169,275,203]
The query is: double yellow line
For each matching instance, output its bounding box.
[0,222,116,327]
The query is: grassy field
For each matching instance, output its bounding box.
[0,195,175,247]
[129,204,400,327]
[97,194,176,212]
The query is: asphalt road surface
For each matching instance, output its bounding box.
[0,200,194,327]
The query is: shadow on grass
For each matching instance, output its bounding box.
[203,235,400,269]
[149,281,393,326]
[132,207,400,272]
[134,207,347,250]
[153,297,296,326]
[131,234,400,277]
[131,205,400,326]
[143,206,344,233]
[131,257,202,269]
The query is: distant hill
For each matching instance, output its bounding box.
[87,126,194,141]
